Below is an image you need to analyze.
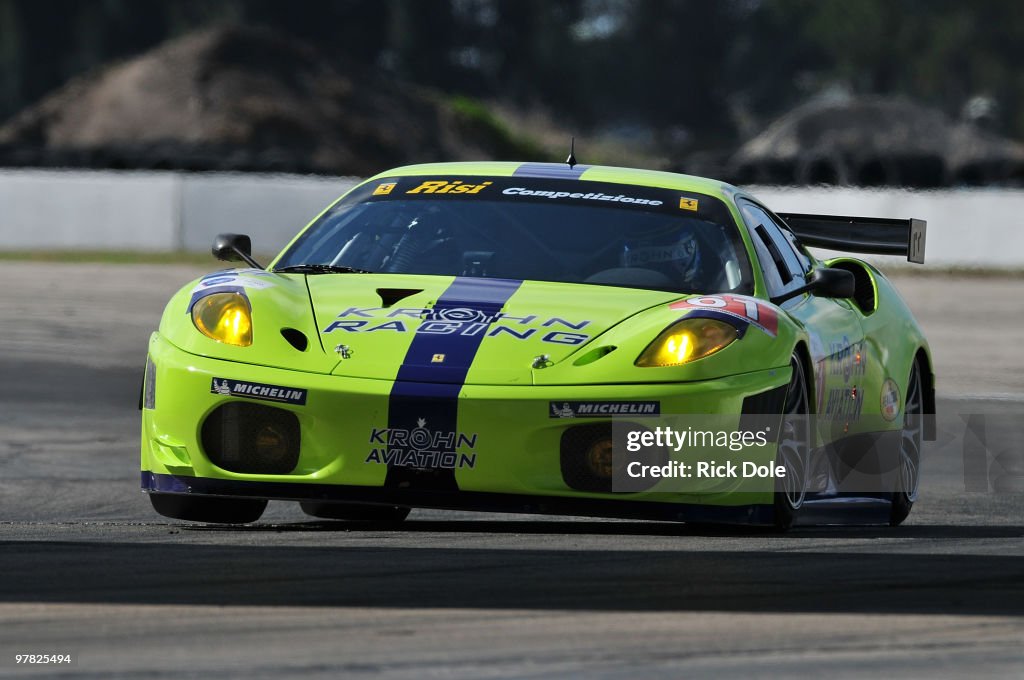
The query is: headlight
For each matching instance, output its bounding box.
[192,293,253,346]
[635,318,738,367]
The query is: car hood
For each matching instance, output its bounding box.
[308,274,681,385]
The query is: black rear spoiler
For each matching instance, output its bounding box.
[777,213,927,264]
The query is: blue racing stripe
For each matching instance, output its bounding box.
[384,277,522,491]
[514,162,591,179]
[395,277,520,384]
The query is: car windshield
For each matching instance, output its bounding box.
[274,176,753,294]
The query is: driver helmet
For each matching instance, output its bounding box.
[621,229,701,284]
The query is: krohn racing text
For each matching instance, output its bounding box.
[322,307,593,345]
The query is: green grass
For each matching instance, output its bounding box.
[0,250,275,265]
[875,264,1024,278]
[449,95,550,161]
[2,251,1015,278]
[2,250,1021,277]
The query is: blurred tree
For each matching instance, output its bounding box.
[768,0,1024,134]
[2,0,1024,151]
[486,0,585,109]
[0,0,21,115]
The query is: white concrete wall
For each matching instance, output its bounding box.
[179,173,357,254]
[0,169,358,254]
[751,186,1024,269]
[0,168,1020,268]
[0,169,182,250]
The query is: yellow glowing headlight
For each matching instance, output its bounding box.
[191,293,253,347]
[635,318,738,367]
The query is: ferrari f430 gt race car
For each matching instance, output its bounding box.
[141,162,934,529]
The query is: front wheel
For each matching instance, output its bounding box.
[774,355,810,531]
[149,493,267,524]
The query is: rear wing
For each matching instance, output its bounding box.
[777,213,927,264]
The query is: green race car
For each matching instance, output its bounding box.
[141,161,935,529]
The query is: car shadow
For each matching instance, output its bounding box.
[2,525,1022,616]
[183,518,1024,540]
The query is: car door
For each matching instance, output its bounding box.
[738,200,866,494]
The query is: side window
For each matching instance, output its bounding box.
[770,212,813,274]
[739,201,806,298]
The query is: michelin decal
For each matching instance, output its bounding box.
[550,401,661,418]
[211,378,307,406]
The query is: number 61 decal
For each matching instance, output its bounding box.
[670,295,779,337]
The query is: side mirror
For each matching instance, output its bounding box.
[770,267,855,305]
[811,267,856,299]
[212,233,263,270]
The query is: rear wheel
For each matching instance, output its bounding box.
[149,493,267,524]
[300,501,411,522]
[890,360,923,526]
[774,355,810,531]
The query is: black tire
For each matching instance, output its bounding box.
[774,355,810,531]
[149,493,267,524]
[890,359,923,526]
[300,501,411,522]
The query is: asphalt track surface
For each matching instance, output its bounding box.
[1,262,1022,678]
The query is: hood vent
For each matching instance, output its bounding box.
[377,288,423,308]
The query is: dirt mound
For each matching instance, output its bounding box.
[0,26,540,174]
[729,96,1024,187]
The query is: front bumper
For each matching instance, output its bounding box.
[141,332,791,522]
